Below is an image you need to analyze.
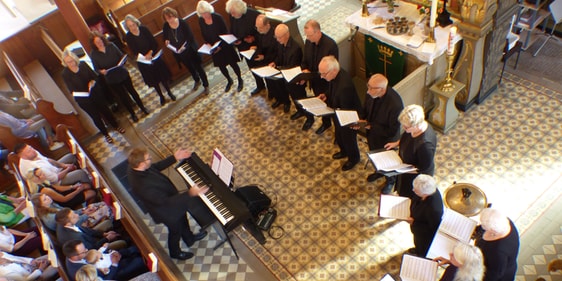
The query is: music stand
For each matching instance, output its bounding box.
[533,0,562,56]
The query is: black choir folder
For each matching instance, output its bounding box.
[426,208,478,259]
[367,149,417,177]
[378,194,410,220]
[399,254,438,281]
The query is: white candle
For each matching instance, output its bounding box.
[447,26,457,55]
[430,0,438,28]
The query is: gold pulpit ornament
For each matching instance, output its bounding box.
[440,26,458,91]
[362,0,369,17]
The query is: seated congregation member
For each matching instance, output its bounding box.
[0,89,36,119]
[0,251,58,280]
[16,143,91,192]
[226,0,262,95]
[90,31,148,122]
[74,264,102,281]
[162,7,210,94]
[270,23,304,114]
[0,225,42,257]
[384,104,437,197]
[32,193,113,232]
[27,167,96,207]
[127,147,208,260]
[0,110,63,151]
[317,55,362,171]
[197,0,244,92]
[0,195,27,227]
[55,208,124,251]
[300,19,339,134]
[405,174,443,257]
[61,50,125,143]
[124,14,176,105]
[64,240,147,281]
[434,242,485,281]
[475,208,520,281]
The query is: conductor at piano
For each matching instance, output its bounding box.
[127,147,208,260]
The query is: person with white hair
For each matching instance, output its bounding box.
[475,208,520,281]
[225,0,264,95]
[384,104,437,196]
[197,0,244,93]
[406,174,443,257]
[434,242,485,281]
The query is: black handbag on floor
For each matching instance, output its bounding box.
[234,185,272,218]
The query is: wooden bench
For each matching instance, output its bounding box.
[35,99,90,142]
[0,125,47,156]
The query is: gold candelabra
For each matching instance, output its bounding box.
[362,0,369,17]
[426,26,436,43]
[440,50,456,91]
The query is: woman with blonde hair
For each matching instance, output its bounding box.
[435,242,485,281]
[75,264,103,281]
[384,104,437,197]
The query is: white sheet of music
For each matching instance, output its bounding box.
[380,273,396,281]
[368,150,414,172]
[211,148,234,186]
[251,65,281,77]
[335,110,360,126]
[240,49,256,60]
[379,194,411,220]
[399,254,438,281]
[426,231,459,259]
[439,208,477,242]
[219,34,238,44]
[280,66,302,82]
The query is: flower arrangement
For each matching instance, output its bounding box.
[418,0,431,15]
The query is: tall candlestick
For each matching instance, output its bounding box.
[447,26,457,55]
[430,0,438,27]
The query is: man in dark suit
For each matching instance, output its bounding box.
[127,147,207,260]
[253,15,278,98]
[355,74,404,189]
[63,239,147,281]
[318,56,362,171]
[55,207,121,250]
[270,23,306,115]
[301,20,339,134]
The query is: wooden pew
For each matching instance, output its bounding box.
[0,125,47,156]
[35,99,90,142]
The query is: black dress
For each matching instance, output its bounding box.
[199,13,240,67]
[409,190,443,257]
[62,62,119,135]
[476,219,520,281]
[397,126,437,198]
[125,26,171,88]
[162,19,209,87]
[38,183,85,208]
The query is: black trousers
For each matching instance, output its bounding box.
[109,76,145,116]
[165,214,195,255]
[333,119,360,163]
[178,50,209,87]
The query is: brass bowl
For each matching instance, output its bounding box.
[443,182,488,217]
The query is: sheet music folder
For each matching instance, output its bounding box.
[367,149,417,177]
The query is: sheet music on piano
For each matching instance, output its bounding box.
[211,148,234,186]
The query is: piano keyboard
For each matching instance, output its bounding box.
[177,162,234,225]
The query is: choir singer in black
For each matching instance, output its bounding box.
[127,147,208,260]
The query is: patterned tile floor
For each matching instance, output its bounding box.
[82,1,562,280]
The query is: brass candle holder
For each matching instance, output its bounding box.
[440,50,456,91]
[362,0,369,17]
[426,26,436,43]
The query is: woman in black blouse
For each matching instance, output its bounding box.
[162,7,209,94]
[406,174,443,257]
[124,14,175,105]
[197,0,244,93]
[89,31,148,122]
[61,50,125,143]
[384,104,437,197]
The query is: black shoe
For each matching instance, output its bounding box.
[225,81,233,92]
[283,104,290,113]
[250,87,264,96]
[290,111,305,120]
[407,248,417,255]
[302,119,314,131]
[168,93,176,101]
[192,81,201,91]
[159,96,166,106]
[272,100,281,108]
[332,152,347,159]
[186,231,208,247]
[131,115,139,122]
[171,251,194,260]
[315,124,331,135]
[381,182,394,194]
[367,173,383,182]
[110,103,119,112]
[342,161,358,171]
[203,87,209,95]
[142,108,149,115]
[237,79,244,92]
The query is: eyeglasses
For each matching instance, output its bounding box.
[367,85,383,90]
[319,70,331,77]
